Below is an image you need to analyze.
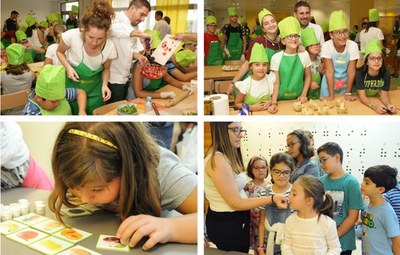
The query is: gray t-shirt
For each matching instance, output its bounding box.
[1,71,35,94]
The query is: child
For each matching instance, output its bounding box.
[48,122,197,250]
[270,16,311,103]
[320,10,359,101]
[0,42,7,65]
[258,153,294,255]
[234,43,278,113]
[15,30,45,63]
[355,39,397,114]
[44,24,65,66]
[301,28,324,100]
[361,165,400,255]
[281,175,341,255]
[383,181,400,228]
[317,142,364,255]
[204,15,224,66]
[23,65,87,115]
[173,40,197,73]
[245,156,270,254]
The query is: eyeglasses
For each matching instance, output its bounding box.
[332,30,349,36]
[368,56,383,62]
[285,34,300,40]
[253,166,267,171]
[272,169,291,177]
[319,155,333,164]
[228,127,246,136]
[285,140,300,149]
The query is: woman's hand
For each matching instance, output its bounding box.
[273,194,288,209]
[102,85,111,101]
[66,66,80,82]
[117,214,172,250]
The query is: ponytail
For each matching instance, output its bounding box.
[317,193,334,219]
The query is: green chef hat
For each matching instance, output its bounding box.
[71,5,79,14]
[278,16,301,39]
[16,30,27,42]
[25,15,37,27]
[36,65,66,100]
[369,8,379,22]
[144,29,162,49]
[365,39,382,57]
[329,10,347,32]
[47,13,58,25]
[39,21,48,28]
[56,11,63,24]
[301,28,318,47]
[206,16,217,25]
[6,43,25,65]
[18,25,27,32]
[175,50,196,67]
[258,8,274,24]
[228,7,238,16]
[320,21,329,33]
[1,42,4,50]
[249,43,268,63]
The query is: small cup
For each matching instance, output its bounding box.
[1,206,13,221]
[35,204,46,216]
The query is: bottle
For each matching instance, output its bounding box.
[144,96,152,112]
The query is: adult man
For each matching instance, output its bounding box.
[107,0,151,103]
[153,10,171,40]
[221,7,246,61]
[3,11,19,43]
[294,1,324,44]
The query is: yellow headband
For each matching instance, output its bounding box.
[67,129,118,149]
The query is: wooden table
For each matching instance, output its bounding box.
[105,85,197,115]
[28,61,44,76]
[230,90,400,115]
[204,66,239,80]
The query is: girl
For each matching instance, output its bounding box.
[301,28,324,100]
[258,153,294,255]
[25,15,46,61]
[245,156,270,254]
[204,15,224,66]
[281,175,341,255]
[270,16,311,103]
[57,0,117,115]
[320,10,359,101]
[234,43,278,113]
[205,122,287,253]
[15,30,45,64]
[48,122,197,250]
[286,129,319,183]
[228,8,283,97]
[355,39,397,114]
[359,8,384,54]
[44,24,65,66]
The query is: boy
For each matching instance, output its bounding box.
[383,181,400,228]
[23,65,87,115]
[318,142,364,255]
[361,165,400,255]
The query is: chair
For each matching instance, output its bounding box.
[92,100,127,115]
[1,89,30,111]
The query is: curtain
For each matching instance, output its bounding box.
[156,0,189,35]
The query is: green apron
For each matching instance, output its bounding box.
[364,74,380,97]
[144,78,166,92]
[206,40,224,66]
[254,26,263,36]
[226,32,242,61]
[278,52,304,100]
[243,78,271,105]
[24,49,36,64]
[66,49,104,115]
[308,72,321,100]
[29,96,71,115]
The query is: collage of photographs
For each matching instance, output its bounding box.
[0,0,399,255]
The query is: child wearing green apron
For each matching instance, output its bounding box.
[355,39,397,114]
[15,30,38,64]
[204,16,224,66]
[301,28,323,100]
[23,65,87,115]
[270,17,311,103]
[221,7,246,61]
[234,43,278,113]
[320,10,359,101]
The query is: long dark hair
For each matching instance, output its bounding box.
[358,51,387,77]
[288,129,315,159]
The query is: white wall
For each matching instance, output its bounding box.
[1,0,59,26]
[241,120,400,183]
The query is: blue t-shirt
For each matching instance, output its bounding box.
[361,201,400,255]
[383,182,400,229]
[290,157,319,183]
[320,173,364,251]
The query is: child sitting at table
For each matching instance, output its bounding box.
[48,122,197,250]
[23,65,87,115]
[355,39,397,114]
[15,30,45,64]
[173,40,197,73]
[301,28,324,100]
[234,43,278,113]
[270,17,311,103]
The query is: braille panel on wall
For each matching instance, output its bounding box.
[241,121,400,183]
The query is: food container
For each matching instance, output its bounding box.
[117,103,138,115]
[140,64,167,80]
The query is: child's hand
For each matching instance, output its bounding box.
[117,214,172,250]
[102,86,112,101]
[386,104,398,114]
[310,81,320,90]
[319,63,326,74]
[374,104,389,114]
[344,94,357,101]
[320,95,334,101]
[297,96,308,104]
[267,103,278,114]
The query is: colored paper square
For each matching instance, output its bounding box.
[0,220,28,235]
[53,227,93,244]
[6,227,48,245]
[31,219,66,234]
[61,208,92,217]
[29,236,74,255]
[96,234,130,252]
[13,213,49,226]
[57,245,103,255]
